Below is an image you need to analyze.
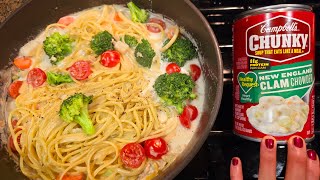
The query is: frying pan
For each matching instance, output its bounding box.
[0,0,223,179]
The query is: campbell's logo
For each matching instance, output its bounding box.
[260,22,299,34]
[246,15,310,62]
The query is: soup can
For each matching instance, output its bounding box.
[233,4,315,143]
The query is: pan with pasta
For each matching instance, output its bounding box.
[3,2,207,180]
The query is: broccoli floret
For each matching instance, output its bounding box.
[90,31,114,55]
[162,36,197,67]
[59,93,95,135]
[135,39,155,68]
[124,35,138,48]
[127,1,149,23]
[47,72,73,86]
[43,32,73,65]
[153,73,196,113]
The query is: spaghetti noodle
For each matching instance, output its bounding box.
[5,4,204,180]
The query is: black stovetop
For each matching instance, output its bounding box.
[175,1,320,179]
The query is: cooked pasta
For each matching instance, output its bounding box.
[5,3,205,180]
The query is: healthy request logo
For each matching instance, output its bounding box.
[237,71,258,94]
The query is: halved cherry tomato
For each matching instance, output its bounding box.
[9,136,16,152]
[57,173,84,180]
[166,27,175,39]
[13,57,32,70]
[179,105,199,128]
[11,120,18,128]
[179,107,191,129]
[11,120,22,133]
[100,50,121,68]
[9,132,21,153]
[144,137,168,159]
[120,143,145,168]
[9,118,22,153]
[58,16,75,26]
[166,63,181,74]
[67,60,92,80]
[146,18,166,33]
[8,81,23,98]
[114,12,123,22]
[185,105,198,121]
[27,68,46,88]
[190,64,201,81]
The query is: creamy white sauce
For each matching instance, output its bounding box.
[143,56,205,157]
[10,4,206,179]
[165,59,206,153]
[116,4,206,175]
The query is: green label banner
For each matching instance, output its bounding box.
[239,60,313,103]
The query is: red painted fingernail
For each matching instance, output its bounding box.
[293,137,303,148]
[232,158,238,166]
[307,150,317,161]
[265,138,274,149]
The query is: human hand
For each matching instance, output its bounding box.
[230,135,320,180]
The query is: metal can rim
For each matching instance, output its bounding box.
[235,4,313,21]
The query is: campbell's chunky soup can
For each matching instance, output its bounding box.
[233,4,315,143]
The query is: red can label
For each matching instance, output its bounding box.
[233,9,315,142]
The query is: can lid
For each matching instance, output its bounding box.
[235,4,313,21]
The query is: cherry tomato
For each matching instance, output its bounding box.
[11,119,18,128]
[166,63,181,74]
[58,16,75,26]
[67,60,92,80]
[185,105,198,121]
[179,107,191,129]
[146,18,166,33]
[114,12,122,22]
[9,119,22,152]
[120,143,145,168]
[9,136,16,152]
[166,27,175,39]
[13,56,32,70]
[57,173,84,180]
[9,133,21,153]
[27,68,47,88]
[144,137,168,159]
[190,64,201,81]
[179,105,199,128]
[8,81,23,98]
[100,50,121,68]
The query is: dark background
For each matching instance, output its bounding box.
[0,0,319,179]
